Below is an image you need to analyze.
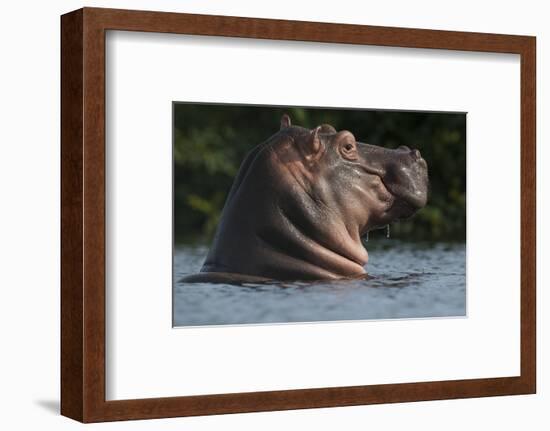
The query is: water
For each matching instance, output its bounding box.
[173,241,466,327]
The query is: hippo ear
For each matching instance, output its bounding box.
[319,124,337,134]
[280,114,292,130]
[305,126,323,156]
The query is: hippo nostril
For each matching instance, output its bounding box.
[411,149,421,160]
[398,145,411,151]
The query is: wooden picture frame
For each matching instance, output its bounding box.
[61,7,536,423]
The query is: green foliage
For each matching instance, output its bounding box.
[173,104,466,243]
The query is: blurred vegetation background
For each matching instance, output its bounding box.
[174,103,466,244]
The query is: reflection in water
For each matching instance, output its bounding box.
[173,241,466,327]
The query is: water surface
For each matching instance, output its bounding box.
[173,241,466,327]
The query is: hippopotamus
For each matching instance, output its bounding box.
[181,114,428,283]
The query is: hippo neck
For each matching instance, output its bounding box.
[254,199,369,280]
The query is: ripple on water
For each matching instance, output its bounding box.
[173,241,466,326]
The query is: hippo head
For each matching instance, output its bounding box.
[198,114,429,282]
[280,114,428,233]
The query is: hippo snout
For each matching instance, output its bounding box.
[385,150,428,214]
[358,142,429,217]
[410,148,422,161]
[398,145,424,164]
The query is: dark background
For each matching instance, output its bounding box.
[173,103,466,244]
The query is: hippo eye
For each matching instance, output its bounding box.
[340,139,358,160]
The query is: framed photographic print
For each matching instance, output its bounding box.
[61,7,536,422]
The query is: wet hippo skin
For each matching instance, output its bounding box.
[181,115,429,283]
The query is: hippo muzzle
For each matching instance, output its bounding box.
[356,142,429,221]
